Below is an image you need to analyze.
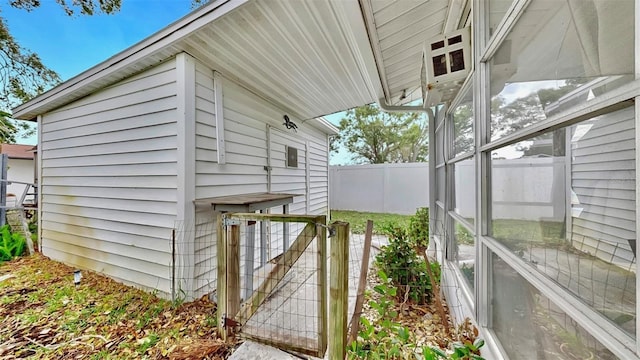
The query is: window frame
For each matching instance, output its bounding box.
[460,0,640,357]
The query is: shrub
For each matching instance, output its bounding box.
[0,224,26,263]
[376,224,439,304]
[347,272,485,360]
[409,207,430,249]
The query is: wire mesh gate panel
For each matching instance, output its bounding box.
[217,213,327,357]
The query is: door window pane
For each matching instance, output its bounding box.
[455,220,474,289]
[453,159,475,226]
[490,106,636,336]
[489,0,634,141]
[436,165,445,203]
[452,87,474,157]
[436,127,445,164]
[492,253,618,359]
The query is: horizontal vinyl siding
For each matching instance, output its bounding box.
[308,139,329,215]
[571,107,635,265]
[195,72,269,199]
[192,65,330,294]
[40,60,178,295]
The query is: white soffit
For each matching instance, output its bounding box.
[13,0,383,122]
[362,0,450,104]
[181,0,383,120]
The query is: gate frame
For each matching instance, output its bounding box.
[217,212,328,357]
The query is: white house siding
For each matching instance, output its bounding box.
[571,107,636,266]
[308,140,329,215]
[6,158,35,204]
[39,60,178,295]
[192,63,330,297]
[191,61,219,297]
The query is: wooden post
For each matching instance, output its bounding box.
[244,220,256,300]
[227,221,241,336]
[348,220,373,344]
[421,250,450,337]
[283,204,289,250]
[329,221,349,360]
[316,216,328,357]
[260,209,267,266]
[216,212,227,339]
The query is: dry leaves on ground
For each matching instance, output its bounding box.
[0,254,237,359]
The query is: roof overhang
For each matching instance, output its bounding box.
[13,0,462,121]
[12,0,385,123]
[360,0,453,107]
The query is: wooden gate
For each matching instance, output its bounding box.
[217,212,328,357]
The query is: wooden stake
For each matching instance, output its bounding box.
[329,221,349,360]
[420,249,450,337]
[348,220,373,344]
[227,222,241,337]
[216,212,227,340]
[317,216,328,357]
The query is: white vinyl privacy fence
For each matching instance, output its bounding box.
[329,163,430,215]
[330,159,565,218]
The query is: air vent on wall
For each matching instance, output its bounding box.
[423,27,471,107]
[286,146,298,168]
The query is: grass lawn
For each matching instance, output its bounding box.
[0,254,232,359]
[330,210,412,234]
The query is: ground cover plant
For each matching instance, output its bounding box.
[330,210,412,234]
[0,254,232,359]
[0,224,26,263]
[348,271,484,360]
[348,208,485,359]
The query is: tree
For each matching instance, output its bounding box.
[452,102,474,155]
[1,0,122,143]
[338,104,428,164]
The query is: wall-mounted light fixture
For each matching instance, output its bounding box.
[74,270,82,286]
[283,115,298,132]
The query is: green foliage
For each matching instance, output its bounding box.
[347,272,417,359]
[409,207,429,249]
[330,210,412,234]
[455,223,473,245]
[422,340,485,360]
[0,224,26,263]
[338,104,428,164]
[347,272,485,360]
[376,224,437,304]
[136,333,160,355]
[9,0,121,15]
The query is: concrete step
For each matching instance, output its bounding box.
[228,340,302,360]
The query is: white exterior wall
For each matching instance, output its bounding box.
[571,107,636,265]
[6,158,35,203]
[192,61,330,297]
[39,60,178,295]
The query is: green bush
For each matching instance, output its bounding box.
[376,224,439,304]
[347,272,485,360]
[409,207,429,249]
[0,224,26,263]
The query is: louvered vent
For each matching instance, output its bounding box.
[423,27,471,107]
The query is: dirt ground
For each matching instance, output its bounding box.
[0,254,236,359]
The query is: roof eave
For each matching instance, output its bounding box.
[11,0,249,121]
[313,117,340,135]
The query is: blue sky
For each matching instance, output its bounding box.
[4,1,194,81]
[4,1,195,145]
[4,0,352,163]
